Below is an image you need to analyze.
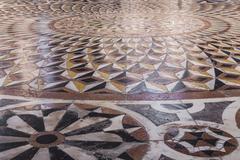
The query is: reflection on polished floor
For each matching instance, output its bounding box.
[0,0,240,159]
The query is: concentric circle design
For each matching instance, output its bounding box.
[164,125,238,157]
[0,0,168,17]
[50,14,208,37]
[0,0,240,95]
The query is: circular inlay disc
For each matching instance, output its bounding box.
[36,134,58,144]
[164,125,238,157]
[29,131,65,148]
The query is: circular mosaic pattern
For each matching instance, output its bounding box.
[0,0,168,17]
[164,125,238,157]
[0,0,240,95]
[0,0,235,39]
[50,14,209,37]
[0,103,149,159]
[42,0,232,38]
[0,0,234,37]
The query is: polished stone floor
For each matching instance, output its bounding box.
[0,0,240,159]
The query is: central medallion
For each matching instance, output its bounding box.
[29,131,65,148]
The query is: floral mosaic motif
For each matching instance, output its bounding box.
[0,0,240,159]
[0,95,240,159]
[0,103,149,160]
[164,125,238,157]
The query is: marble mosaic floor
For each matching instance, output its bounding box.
[0,0,240,159]
[0,95,240,160]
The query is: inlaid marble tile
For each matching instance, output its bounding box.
[0,95,239,159]
[0,0,239,99]
[0,0,240,159]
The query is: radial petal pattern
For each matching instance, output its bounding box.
[1,0,240,160]
[0,103,149,160]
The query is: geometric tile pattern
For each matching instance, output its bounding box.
[0,0,240,96]
[0,98,28,107]
[0,95,240,160]
[0,1,240,160]
[0,101,148,160]
[164,125,238,157]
